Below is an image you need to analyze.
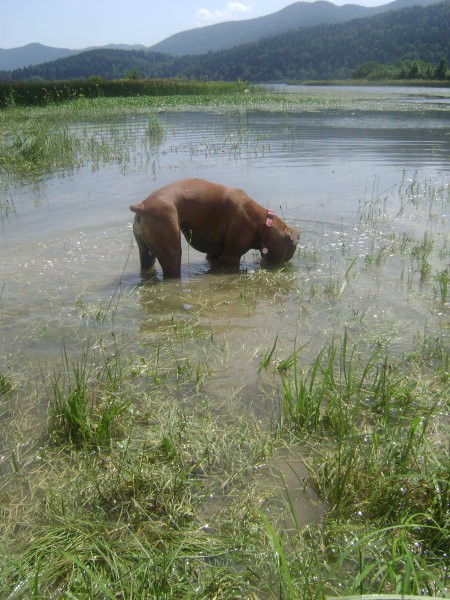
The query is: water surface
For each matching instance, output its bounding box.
[1,88,449,515]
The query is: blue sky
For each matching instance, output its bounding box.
[1,0,393,49]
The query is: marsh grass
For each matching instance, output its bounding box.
[0,79,257,108]
[2,316,446,598]
[2,120,83,176]
[1,97,450,597]
[47,342,133,449]
[276,331,436,449]
[256,327,449,596]
[0,86,342,195]
[1,337,276,598]
[0,113,165,188]
[336,516,450,596]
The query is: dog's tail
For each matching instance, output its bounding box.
[129,202,145,214]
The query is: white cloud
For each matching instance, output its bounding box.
[195,2,252,25]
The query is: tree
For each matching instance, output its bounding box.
[124,67,141,80]
[408,62,419,79]
[434,58,447,80]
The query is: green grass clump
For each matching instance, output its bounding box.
[2,120,83,176]
[273,332,417,437]
[1,339,274,598]
[0,372,13,396]
[258,330,449,596]
[47,344,132,449]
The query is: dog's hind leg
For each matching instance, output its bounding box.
[137,239,156,272]
[131,201,182,278]
[131,213,156,273]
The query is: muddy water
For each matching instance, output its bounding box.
[1,87,449,518]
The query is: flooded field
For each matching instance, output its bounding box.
[0,86,449,597]
[1,88,449,388]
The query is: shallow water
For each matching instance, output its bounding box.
[2,95,448,345]
[1,87,449,520]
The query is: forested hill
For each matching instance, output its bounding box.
[149,0,437,56]
[0,0,439,71]
[5,50,174,82]
[4,1,450,82]
[190,0,450,81]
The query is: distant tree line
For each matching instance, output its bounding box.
[352,58,449,81]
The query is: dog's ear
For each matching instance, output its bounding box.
[130,202,145,213]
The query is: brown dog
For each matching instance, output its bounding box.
[129,178,299,278]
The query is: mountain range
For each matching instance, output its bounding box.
[1,0,449,82]
[0,44,147,72]
[0,0,441,71]
[150,0,439,55]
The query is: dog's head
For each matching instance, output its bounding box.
[263,224,300,266]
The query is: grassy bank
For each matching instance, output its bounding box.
[0,322,448,597]
[0,78,256,109]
